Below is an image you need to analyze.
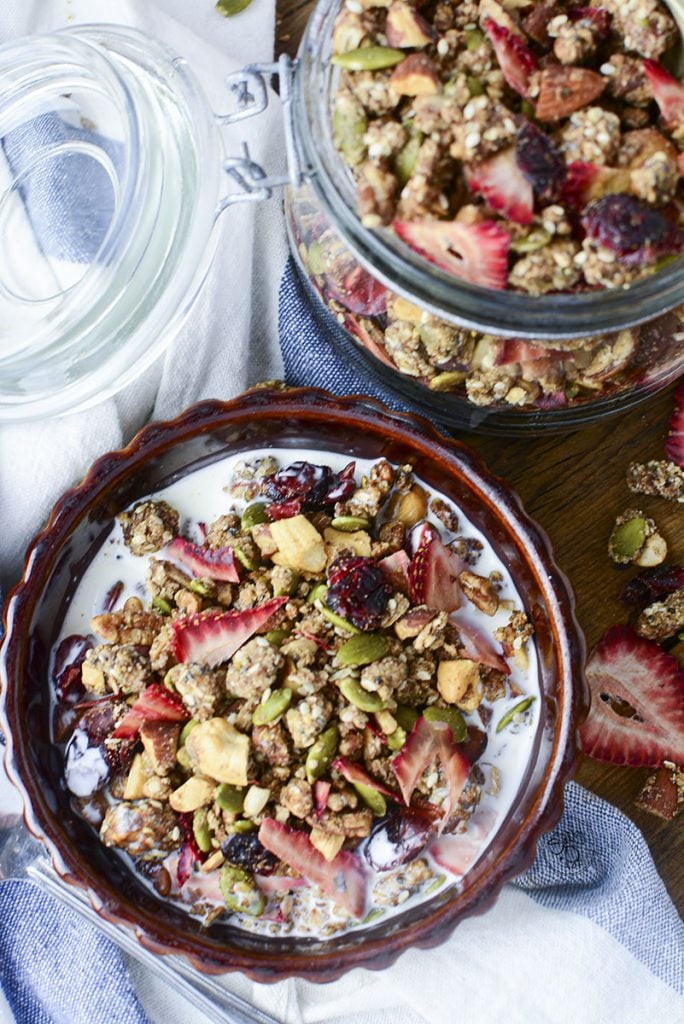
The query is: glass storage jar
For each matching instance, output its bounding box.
[2,6,684,431]
[284,0,684,432]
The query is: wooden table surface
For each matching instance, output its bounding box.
[276,0,683,913]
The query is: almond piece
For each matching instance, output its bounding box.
[386,1,435,48]
[390,54,441,97]
[534,65,605,121]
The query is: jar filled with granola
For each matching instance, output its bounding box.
[285,0,684,431]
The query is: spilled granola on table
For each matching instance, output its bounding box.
[53,451,539,935]
[289,0,684,410]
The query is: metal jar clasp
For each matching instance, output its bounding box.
[215,53,304,213]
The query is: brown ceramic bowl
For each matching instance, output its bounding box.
[0,387,587,982]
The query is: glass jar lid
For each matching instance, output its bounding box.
[0,26,221,421]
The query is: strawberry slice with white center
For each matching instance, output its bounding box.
[484,18,538,99]
[430,809,497,876]
[465,148,534,225]
[333,757,401,801]
[407,521,438,555]
[377,549,411,594]
[451,615,510,674]
[171,597,287,668]
[391,716,438,805]
[428,721,470,832]
[112,683,189,740]
[409,536,465,611]
[167,536,240,583]
[393,219,511,290]
[665,381,684,468]
[496,340,567,366]
[258,818,368,918]
[643,59,684,129]
[580,625,684,766]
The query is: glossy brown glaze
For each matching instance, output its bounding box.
[0,388,587,981]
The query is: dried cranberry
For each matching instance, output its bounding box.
[262,460,356,510]
[460,726,488,765]
[326,555,392,630]
[364,806,438,872]
[53,634,92,702]
[582,195,684,263]
[516,122,566,204]
[221,833,278,874]
[620,565,684,610]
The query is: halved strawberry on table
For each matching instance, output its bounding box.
[258,818,368,918]
[393,219,511,290]
[464,148,534,226]
[171,597,287,668]
[665,382,684,468]
[580,625,684,766]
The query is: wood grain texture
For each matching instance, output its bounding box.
[275,0,683,912]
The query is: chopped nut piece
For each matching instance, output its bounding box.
[458,570,499,616]
[437,659,481,704]
[627,461,684,503]
[170,776,216,813]
[185,718,250,785]
[635,588,684,640]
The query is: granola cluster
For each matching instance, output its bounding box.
[54,454,536,932]
[291,0,684,410]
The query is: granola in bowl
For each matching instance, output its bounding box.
[53,449,540,937]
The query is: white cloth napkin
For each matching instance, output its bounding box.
[0,0,288,593]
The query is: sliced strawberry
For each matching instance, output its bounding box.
[112,683,189,739]
[343,313,397,370]
[450,615,510,674]
[580,625,684,766]
[465,148,534,226]
[168,536,240,583]
[430,809,496,876]
[313,779,331,817]
[561,160,632,212]
[258,818,368,918]
[176,813,203,887]
[254,873,307,894]
[665,381,684,468]
[325,264,388,316]
[496,340,566,365]
[535,65,605,122]
[391,716,438,805]
[409,536,465,612]
[484,19,538,99]
[378,549,411,594]
[407,521,439,555]
[171,597,287,668]
[643,59,684,128]
[393,219,511,290]
[333,757,401,800]
[429,721,471,832]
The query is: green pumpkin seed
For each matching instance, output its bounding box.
[423,705,468,743]
[510,228,552,254]
[319,602,361,634]
[337,633,390,667]
[216,0,253,16]
[215,783,245,814]
[219,864,265,916]
[465,28,485,49]
[192,808,213,853]
[330,516,372,532]
[265,627,290,647]
[362,907,386,924]
[305,725,340,784]
[187,578,214,597]
[225,818,256,834]
[496,695,536,734]
[176,747,190,770]
[152,595,173,615]
[394,705,419,732]
[233,543,260,571]
[332,93,368,168]
[429,371,466,392]
[339,677,387,713]
[386,725,407,751]
[252,688,292,726]
[520,99,536,119]
[425,874,447,895]
[610,518,646,561]
[466,76,484,96]
[394,132,422,186]
[241,502,269,531]
[352,781,387,817]
[308,582,328,604]
[331,46,405,72]
[307,240,327,276]
[179,719,199,745]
